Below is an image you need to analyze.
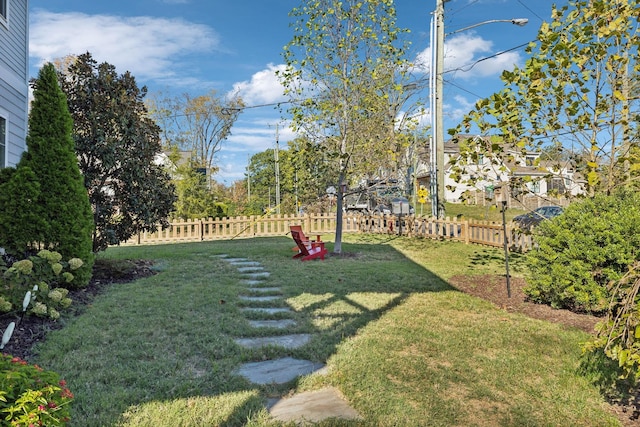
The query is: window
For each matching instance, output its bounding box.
[0,0,6,22]
[528,180,541,194]
[547,177,566,194]
[0,115,6,168]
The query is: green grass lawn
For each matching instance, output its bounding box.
[31,235,619,426]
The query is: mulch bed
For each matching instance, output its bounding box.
[448,274,599,333]
[1,259,157,361]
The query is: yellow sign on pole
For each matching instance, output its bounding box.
[417,186,428,204]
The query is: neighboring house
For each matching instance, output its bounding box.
[0,0,29,168]
[155,150,195,179]
[415,135,584,205]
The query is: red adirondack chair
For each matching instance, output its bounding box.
[289,225,322,252]
[291,230,327,261]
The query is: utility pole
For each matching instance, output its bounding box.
[295,168,299,215]
[434,0,446,219]
[246,153,251,202]
[431,1,527,219]
[273,124,281,214]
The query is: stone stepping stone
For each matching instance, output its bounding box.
[269,387,361,424]
[241,307,291,315]
[248,319,296,329]
[239,295,281,302]
[222,258,249,263]
[240,279,265,286]
[235,357,325,385]
[237,266,265,273]
[234,334,311,349]
[230,261,262,267]
[211,254,229,258]
[246,287,282,294]
[242,272,270,279]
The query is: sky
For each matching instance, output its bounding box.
[28,0,565,185]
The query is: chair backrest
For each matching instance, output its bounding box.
[290,230,309,255]
[290,224,308,241]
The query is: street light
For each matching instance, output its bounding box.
[430,0,528,219]
[447,19,529,36]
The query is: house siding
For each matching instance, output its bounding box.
[0,0,28,168]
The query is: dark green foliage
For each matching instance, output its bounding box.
[0,167,45,256]
[60,53,177,251]
[15,63,94,287]
[524,190,640,313]
[578,348,637,403]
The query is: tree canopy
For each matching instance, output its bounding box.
[452,0,640,198]
[147,91,244,183]
[279,0,418,252]
[59,53,177,252]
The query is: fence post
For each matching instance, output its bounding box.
[304,213,312,234]
[463,220,469,244]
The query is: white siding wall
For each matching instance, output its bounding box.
[0,0,28,168]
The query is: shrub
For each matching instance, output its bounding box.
[524,190,640,313]
[0,354,73,426]
[0,251,82,320]
[17,63,94,288]
[583,261,640,381]
[0,166,46,257]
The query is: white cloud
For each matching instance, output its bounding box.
[229,63,288,106]
[226,129,274,152]
[226,120,294,151]
[444,33,522,78]
[414,33,523,80]
[29,10,220,82]
[448,94,476,122]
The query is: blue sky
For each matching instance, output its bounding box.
[28,0,563,185]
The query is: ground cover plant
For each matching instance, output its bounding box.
[12,235,625,426]
[0,354,74,426]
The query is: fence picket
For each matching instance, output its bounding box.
[121,214,533,251]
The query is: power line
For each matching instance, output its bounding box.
[444,41,532,75]
[516,0,547,23]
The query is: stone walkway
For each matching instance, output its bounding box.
[217,255,361,424]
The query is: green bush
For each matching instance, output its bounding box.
[0,166,47,257]
[0,354,73,426]
[0,251,83,320]
[524,190,640,313]
[16,63,95,288]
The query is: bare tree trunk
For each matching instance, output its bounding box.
[333,169,346,254]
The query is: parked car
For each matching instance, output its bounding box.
[513,206,563,230]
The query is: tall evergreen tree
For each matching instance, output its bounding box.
[0,167,43,255]
[19,63,94,287]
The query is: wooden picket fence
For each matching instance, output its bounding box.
[121,213,535,251]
